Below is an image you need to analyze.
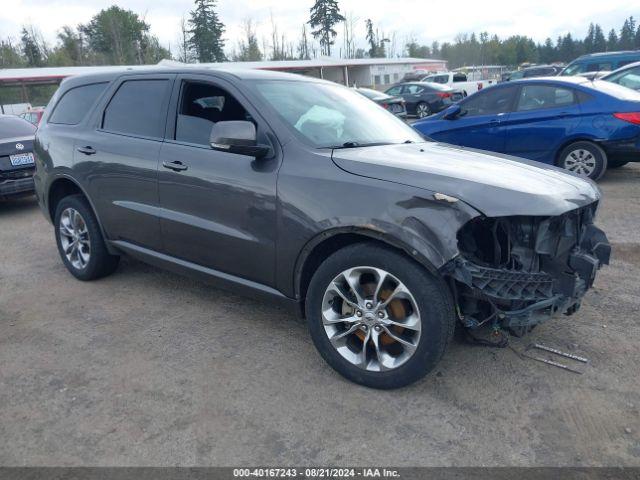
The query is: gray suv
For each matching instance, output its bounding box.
[34,68,610,388]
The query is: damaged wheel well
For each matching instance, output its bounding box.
[295,231,439,307]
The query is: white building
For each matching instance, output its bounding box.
[0,57,447,106]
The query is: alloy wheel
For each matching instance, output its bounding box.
[59,207,91,270]
[321,266,421,372]
[563,149,596,177]
[416,103,431,118]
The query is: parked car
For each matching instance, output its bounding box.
[19,107,45,125]
[35,68,609,389]
[503,65,563,81]
[560,50,640,76]
[385,82,463,118]
[0,115,37,199]
[354,87,407,118]
[419,71,495,96]
[602,61,640,91]
[413,77,640,179]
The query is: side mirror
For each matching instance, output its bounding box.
[442,104,462,120]
[210,120,270,158]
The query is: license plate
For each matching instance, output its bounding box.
[10,152,34,166]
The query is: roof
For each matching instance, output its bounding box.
[0,57,446,85]
[575,50,640,59]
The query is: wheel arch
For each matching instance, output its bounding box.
[293,227,443,306]
[47,175,116,254]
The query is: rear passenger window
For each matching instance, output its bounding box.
[102,79,170,138]
[516,85,575,111]
[49,83,107,125]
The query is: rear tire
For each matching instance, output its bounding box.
[557,141,607,180]
[54,194,119,281]
[415,102,431,119]
[305,243,455,389]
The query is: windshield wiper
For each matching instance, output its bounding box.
[331,141,392,149]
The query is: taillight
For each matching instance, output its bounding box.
[613,112,640,125]
[436,92,451,99]
[382,103,389,109]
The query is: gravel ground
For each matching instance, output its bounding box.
[0,164,639,467]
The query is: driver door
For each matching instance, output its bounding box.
[157,74,280,286]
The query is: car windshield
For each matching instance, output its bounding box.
[588,80,640,101]
[253,80,423,148]
[560,62,584,76]
[0,115,36,138]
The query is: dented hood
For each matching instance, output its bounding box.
[331,142,600,217]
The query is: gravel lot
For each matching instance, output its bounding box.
[1,164,639,467]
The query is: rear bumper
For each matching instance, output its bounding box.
[0,177,35,197]
[601,135,640,163]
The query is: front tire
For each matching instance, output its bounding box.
[54,194,119,281]
[305,243,455,389]
[557,141,607,180]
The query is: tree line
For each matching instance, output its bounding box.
[1,0,639,70]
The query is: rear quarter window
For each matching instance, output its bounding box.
[48,82,108,125]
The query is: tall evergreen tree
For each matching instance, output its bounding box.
[593,25,607,52]
[607,28,619,51]
[619,16,636,50]
[188,0,226,62]
[308,0,345,56]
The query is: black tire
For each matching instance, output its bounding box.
[305,242,455,389]
[556,141,608,180]
[54,194,119,281]
[415,102,431,118]
[608,160,629,169]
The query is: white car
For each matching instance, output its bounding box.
[420,71,496,96]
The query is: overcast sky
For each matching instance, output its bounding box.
[1,0,634,57]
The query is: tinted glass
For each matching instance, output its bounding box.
[0,115,36,139]
[49,82,107,125]
[516,85,575,111]
[102,79,170,138]
[461,86,516,116]
[252,80,423,148]
[452,73,467,82]
[385,86,402,95]
[405,85,424,94]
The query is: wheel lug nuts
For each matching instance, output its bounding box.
[366,302,373,309]
[374,325,382,332]
[362,325,368,331]
[377,311,384,318]
[356,310,362,317]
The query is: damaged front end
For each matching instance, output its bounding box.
[442,202,611,335]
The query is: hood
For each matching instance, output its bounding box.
[332,142,600,217]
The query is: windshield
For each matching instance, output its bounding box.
[560,62,584,76]
[253,80,423,148]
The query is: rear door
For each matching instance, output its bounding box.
[428,85,517,153]
[77,74,174,251]
[503,83,581,162]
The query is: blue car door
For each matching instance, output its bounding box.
[427,85,517,153]
[503,83,582,163]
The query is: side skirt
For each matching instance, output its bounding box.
[110,240,301,313]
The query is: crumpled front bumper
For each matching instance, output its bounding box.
[443,223,611,329]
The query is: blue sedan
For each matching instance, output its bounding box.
[413,77,640,180]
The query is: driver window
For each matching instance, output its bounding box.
[175,81,251,146]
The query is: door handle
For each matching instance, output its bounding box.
[77,146,96,155]
[162,160,188,172]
